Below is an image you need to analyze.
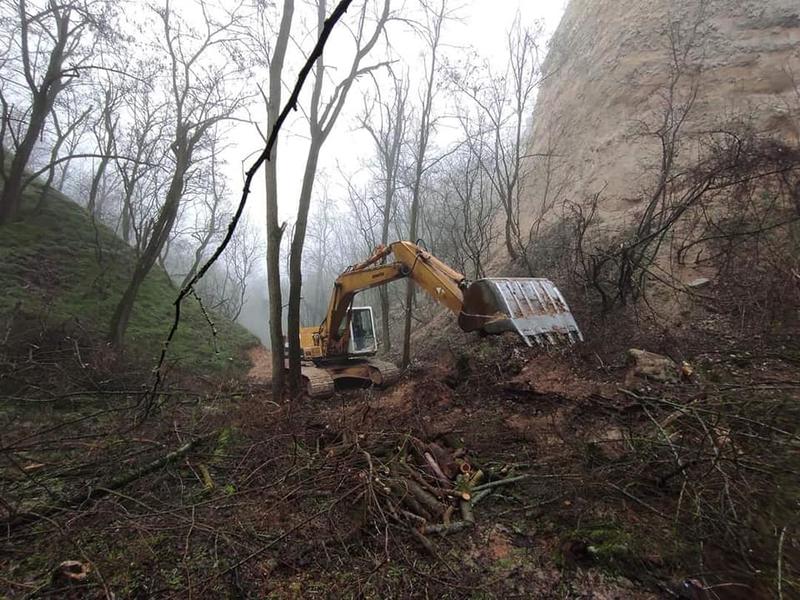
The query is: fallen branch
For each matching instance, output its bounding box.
[471,488,493,506]
[472,474,531,492]
[6,433,214,529]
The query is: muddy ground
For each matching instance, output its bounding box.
[1,330,798,598]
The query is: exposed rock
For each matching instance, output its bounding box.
[588,425,627,460]
[522,0,800,232]
[686,277,711,289]
[626,348,679,383]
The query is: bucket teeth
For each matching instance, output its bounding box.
[459,277,583,347]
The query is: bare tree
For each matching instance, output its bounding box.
[401,0,447,368]
[36,96,91,207]
[286,0,392,395]
[108,0,245,347]
[245,0,294,397]
[86,84,120,217]
[439,131,499,278]
[0,0,112,224]
[178,136,229,289]
[113,71,169,246]
[196,216,262,321]
[450,13,543,260]
[358,72,409,352]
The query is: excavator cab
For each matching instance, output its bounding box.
[347,306,377,355]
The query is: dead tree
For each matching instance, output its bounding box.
[286,0,392,396]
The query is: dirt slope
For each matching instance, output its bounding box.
[246,346,272,382]
[0,190,257,378]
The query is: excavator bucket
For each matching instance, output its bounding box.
[458,278,583,347]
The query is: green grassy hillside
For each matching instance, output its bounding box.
[0,186,258,377]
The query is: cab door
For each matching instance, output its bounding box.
[347,307,377,355]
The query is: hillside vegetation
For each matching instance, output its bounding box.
[0,185,257,379]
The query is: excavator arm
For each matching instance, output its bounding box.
[315,241,582,358]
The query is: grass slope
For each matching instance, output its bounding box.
[0,185,257,377]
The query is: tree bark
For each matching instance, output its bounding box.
[287,141,321,396]
[108,139,191,347]
[264,0,294,399]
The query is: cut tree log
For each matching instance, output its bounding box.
[423,451,450,485]
[406,480,445,516]
[460,498,474,524]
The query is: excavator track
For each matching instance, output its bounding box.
[302,365,336,398]
[365,358,402,387]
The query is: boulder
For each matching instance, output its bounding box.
[686,277,711,289]
[626,349,679,383]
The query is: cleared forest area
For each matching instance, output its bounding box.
[1,0,799,598]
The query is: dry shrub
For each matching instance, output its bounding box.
[519,127,800,335]
[676,134,800,332]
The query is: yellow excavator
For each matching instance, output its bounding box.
[294,241,582,397]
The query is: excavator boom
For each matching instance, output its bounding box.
[294,241,582,397]
[315,241,582,357]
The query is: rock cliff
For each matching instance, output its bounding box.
[523,0,800,228]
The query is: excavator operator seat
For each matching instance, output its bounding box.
[347,306,377,355]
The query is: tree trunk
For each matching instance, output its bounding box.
[401,157,423,368]
[264,0,294,399]
[37,128,66,211]
[287,142,321,396]
[87,155,111,216]
[0,93,49,223]
[121,193,132,244]
[379,151,396,354]
[504,213,518,260]
[108,146,188,347]
[401,207,418,367]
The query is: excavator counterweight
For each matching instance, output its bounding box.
[292,241,582,397]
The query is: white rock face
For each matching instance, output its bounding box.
[522,0,800,229]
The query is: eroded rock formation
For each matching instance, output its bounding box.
[523,0,800,228]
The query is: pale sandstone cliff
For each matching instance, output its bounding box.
[522,0,800,230]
